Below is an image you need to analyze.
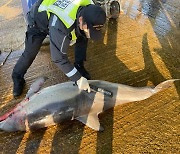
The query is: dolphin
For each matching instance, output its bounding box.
[0,77,178,132]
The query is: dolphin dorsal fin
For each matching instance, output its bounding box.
[76,114,104,131]
[25,76,48,99]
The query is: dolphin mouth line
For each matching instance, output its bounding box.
[0,102,23,122]
[0,98,29,122]
[0,104,20,122]
[0,110,14,122]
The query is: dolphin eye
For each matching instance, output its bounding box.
[9,112,14,118]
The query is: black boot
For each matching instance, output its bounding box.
[74,62,91,80]
[12,75,25,97]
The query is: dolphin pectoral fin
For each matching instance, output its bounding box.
[25,77,48,99]
[76,114,104,131]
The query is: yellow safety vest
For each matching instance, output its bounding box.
[38,0,94,41]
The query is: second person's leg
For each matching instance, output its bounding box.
[12,26,47,97]
[74,36,91,79]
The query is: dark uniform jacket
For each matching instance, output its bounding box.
[25,0,88,81]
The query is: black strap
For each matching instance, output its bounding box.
[67,20,76,33]
[89,84,113,97]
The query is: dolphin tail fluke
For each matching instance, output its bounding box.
[25,76,48,99]
[153,79,179,93]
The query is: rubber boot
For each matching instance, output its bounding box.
[12,73,25,97]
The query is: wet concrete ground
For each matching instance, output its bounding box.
[0,0,180,153]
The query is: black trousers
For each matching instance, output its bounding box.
[12,24,88,79]
[12,26,47,79]
[74,35,88,63]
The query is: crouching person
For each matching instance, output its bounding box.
[12,0,106,97]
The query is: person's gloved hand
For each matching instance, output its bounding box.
[76,77,91,93]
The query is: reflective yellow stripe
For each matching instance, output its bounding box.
[71,29,77,40]
[39,4,74,27]
[48,5,74,27]
[38,5,47,11]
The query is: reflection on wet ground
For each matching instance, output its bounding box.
[0,0,180,153]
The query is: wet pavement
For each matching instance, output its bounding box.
[0,0,180,153]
